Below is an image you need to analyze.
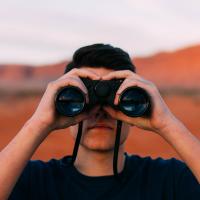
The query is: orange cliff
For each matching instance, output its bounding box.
[0,45,200,92]
[134,45,200,90]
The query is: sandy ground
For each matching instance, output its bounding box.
[0,94,199,161]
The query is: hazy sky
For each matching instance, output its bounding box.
[0,0,200,65]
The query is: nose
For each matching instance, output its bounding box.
[94,106,109,119]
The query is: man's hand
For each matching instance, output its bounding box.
[102,70,178,134]
[0,68,101,200]
[29,68,101,132]
[102,70,200,184]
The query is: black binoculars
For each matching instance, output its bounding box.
[54,78,151,118]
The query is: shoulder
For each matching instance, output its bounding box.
[9,156,72,199]
[126,153,200,198]
[127,152,186,169]
[24,155,72,177]
[126,153,199,185]
[29,154,71,166]
[126,153,190,180]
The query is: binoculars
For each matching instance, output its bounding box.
[54,78,151,117]
[54,77,151,178]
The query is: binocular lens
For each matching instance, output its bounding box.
[55,87,85,117]
[119,87,150,117]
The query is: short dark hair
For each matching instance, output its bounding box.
[64,43,136,74]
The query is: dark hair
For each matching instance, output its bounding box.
[64,43,136,73]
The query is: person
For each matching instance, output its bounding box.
[0,44,199,200]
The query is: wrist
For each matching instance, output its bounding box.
[24,117,52,138]
[157,116,186,139]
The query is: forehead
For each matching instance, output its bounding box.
[80,66,114,77]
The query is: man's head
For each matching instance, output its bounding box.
[64,44,136,153]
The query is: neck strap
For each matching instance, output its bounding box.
[70,120,122,180]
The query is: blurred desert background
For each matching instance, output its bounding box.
[0,1,200,162]
[0,44,199,161]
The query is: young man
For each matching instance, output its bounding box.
[0,44,199,200]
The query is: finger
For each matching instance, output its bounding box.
[103,106,133,124]
[67,68,101,80]
[102,70,140,80]
[103,106,143,126]
[114,79,146,105]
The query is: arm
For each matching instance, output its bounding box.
[158,117,200,184]
[0,119,50,200]
[0,68,100,200]
[102,70,200,183]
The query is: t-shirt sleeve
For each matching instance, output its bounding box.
[171,158,200,200]
[8,161,31,200]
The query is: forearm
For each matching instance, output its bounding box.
[159,118,200,183]
[0,119,51,200]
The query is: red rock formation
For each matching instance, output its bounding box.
[0,45,199,92]
[134,45,200,90]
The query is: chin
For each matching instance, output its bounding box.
[82,142,115,152]
[81,128,116,152]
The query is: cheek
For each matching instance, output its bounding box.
[120,123,130,142]
[69,121,89,139]
[69,125,79,138]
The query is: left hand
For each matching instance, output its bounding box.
[102,70,178,134]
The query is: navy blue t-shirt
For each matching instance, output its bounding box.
[9,152,200,200]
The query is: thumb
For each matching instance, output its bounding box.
[103,106,149,128]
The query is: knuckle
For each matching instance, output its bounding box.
[47,81,56,89]
[80,68,92,73]
[69,77,83,86]
[148,83,157,92]
[72,68,79,73]
[125,70,133,75]
[149,82,156,89]
[63,76,79,85]
[127,80,137,88]
[67,76,77,81]
[130,79,137,84]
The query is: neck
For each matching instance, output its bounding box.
[74,145,126,177]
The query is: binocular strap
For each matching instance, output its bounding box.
[70,120,122,180]
[113,120,122,179]
[70,121,83,165]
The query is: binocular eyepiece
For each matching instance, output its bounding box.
[55,78,151,118]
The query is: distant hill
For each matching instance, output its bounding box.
[0,45,199,95]
[134,45,200,92]
[0,62,67,94]
[0,62,67,81]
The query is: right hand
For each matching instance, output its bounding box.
[29,68,100,132]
